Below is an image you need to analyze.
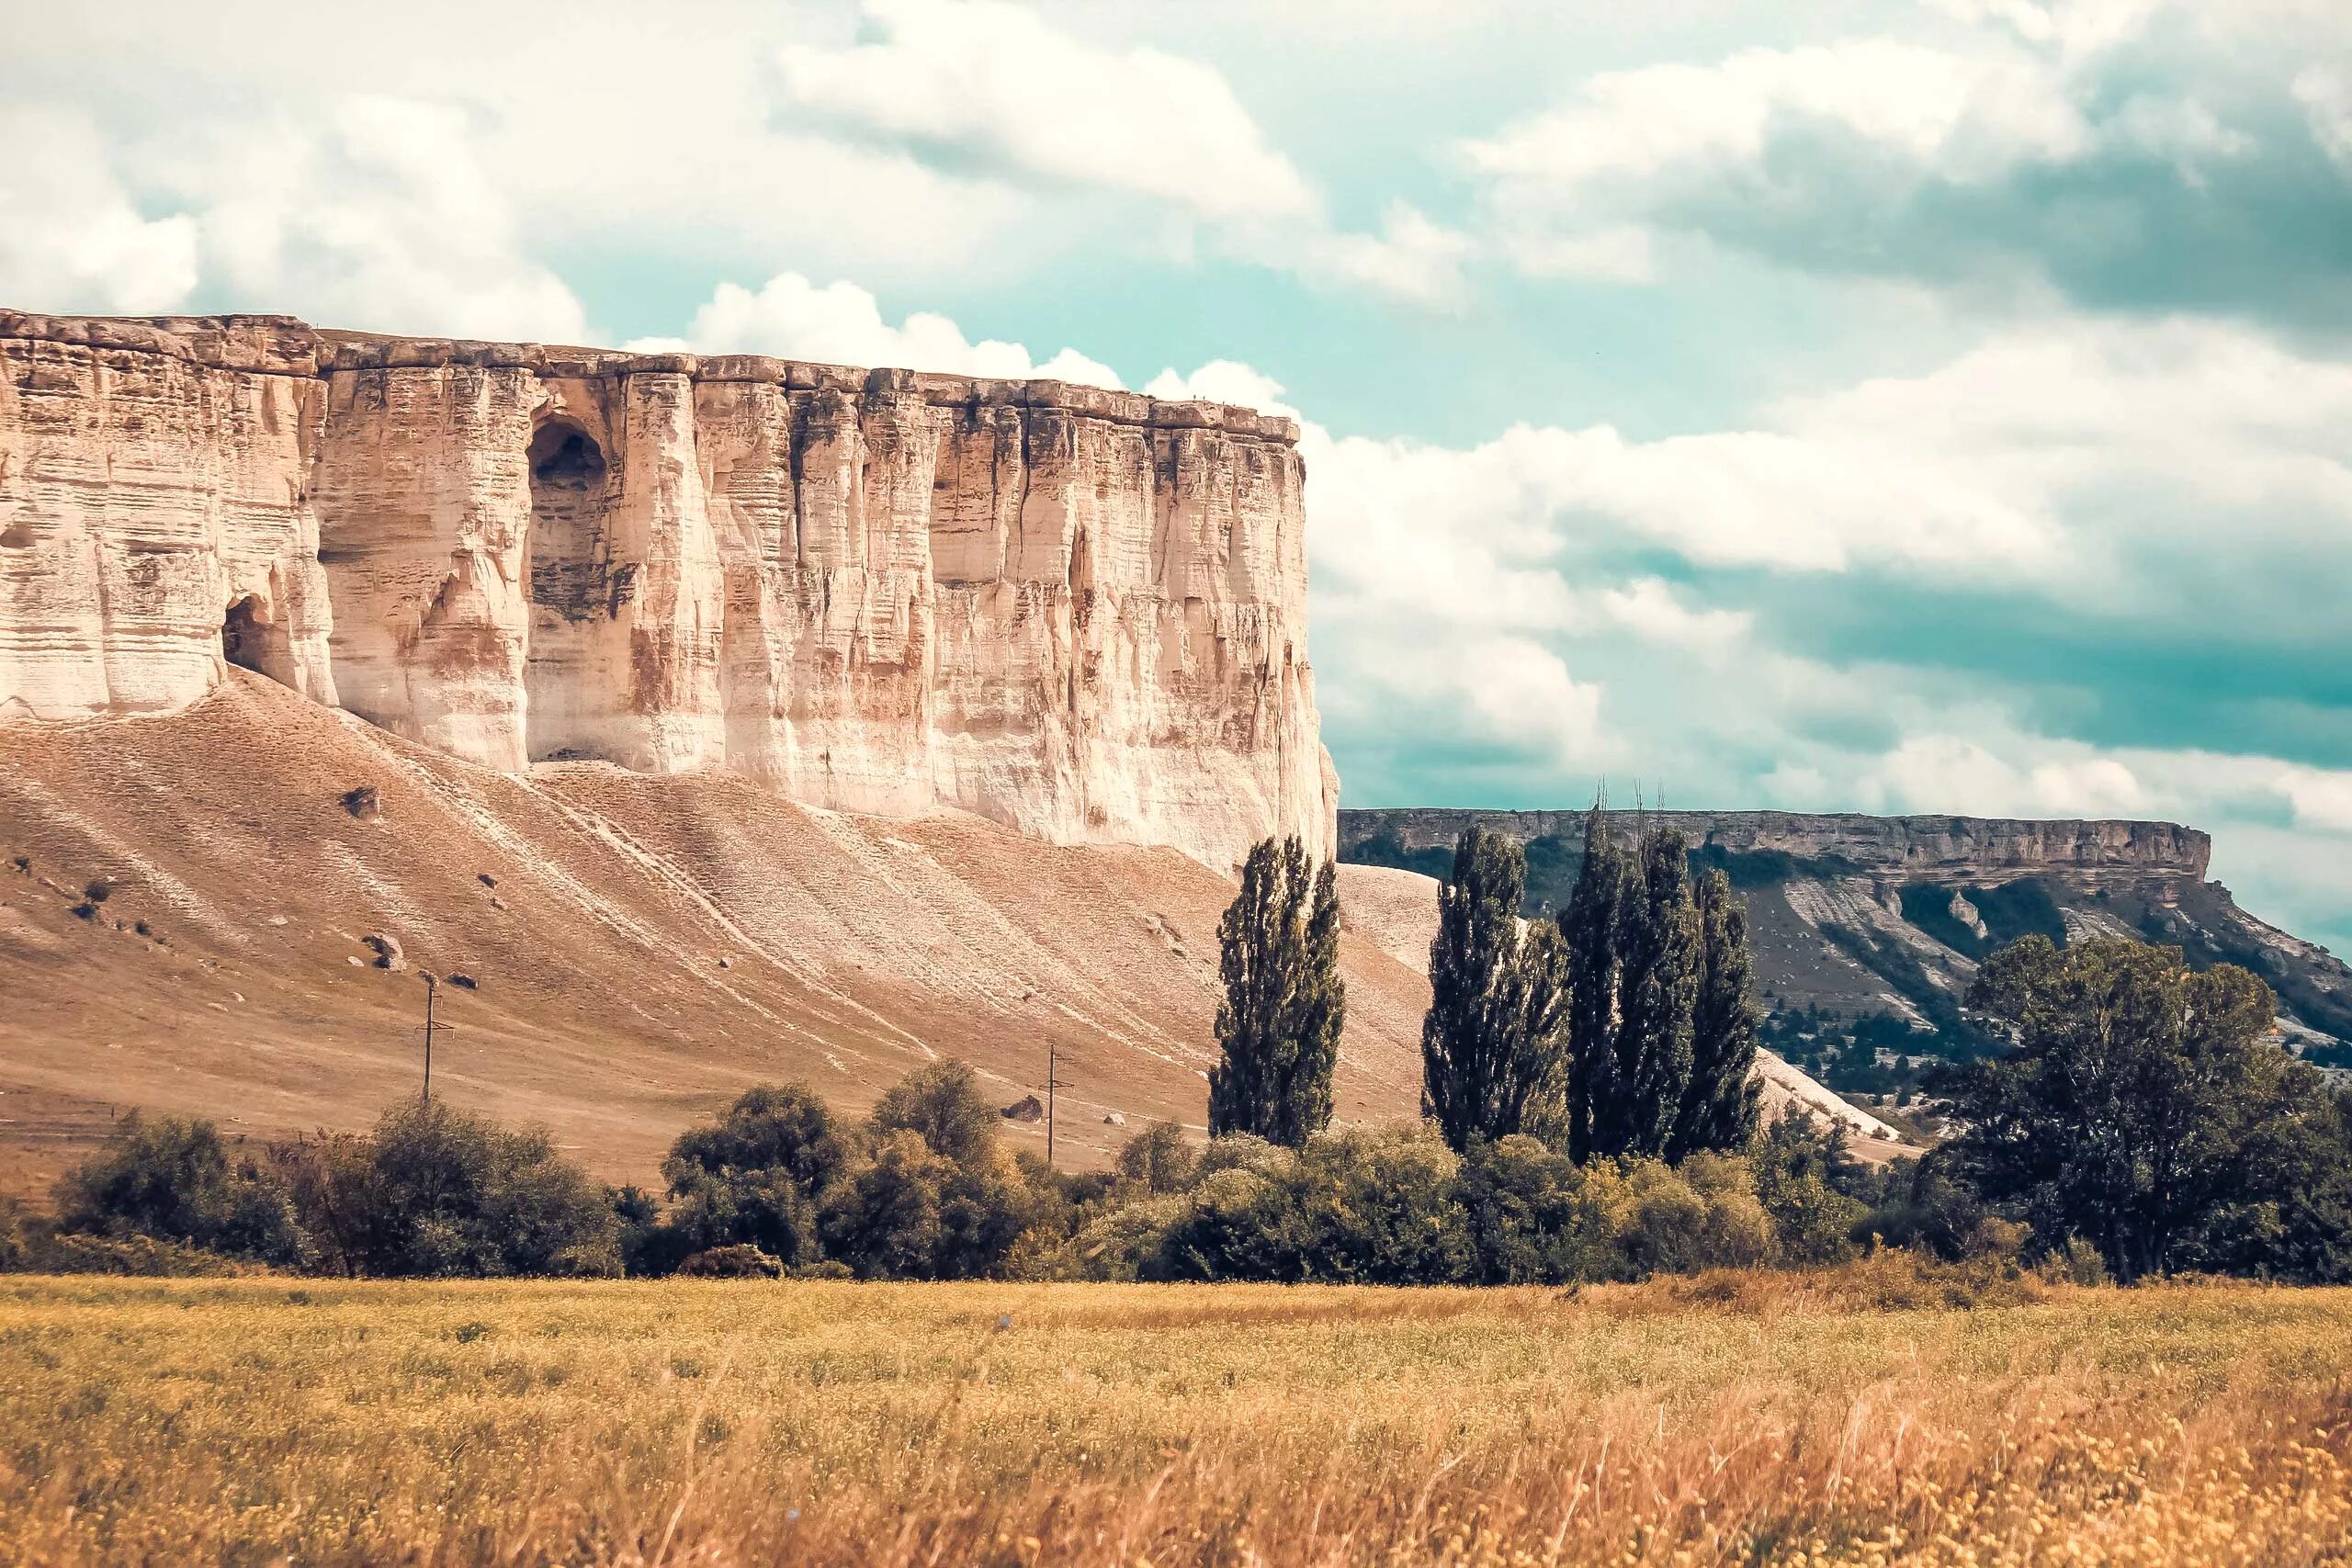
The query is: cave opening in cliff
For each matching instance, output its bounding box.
[524,419,619,761]
[220,594,297,689]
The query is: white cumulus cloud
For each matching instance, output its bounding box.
[0,105,198,314]
[640,272,1123,388]
[776,0,1313,223]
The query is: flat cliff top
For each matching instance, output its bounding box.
[0,309,1299,442]
[1339,806,2214,881]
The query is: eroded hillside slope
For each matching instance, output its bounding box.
[0,674,1425,1196]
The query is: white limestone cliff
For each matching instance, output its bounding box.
[0,311,1336,869]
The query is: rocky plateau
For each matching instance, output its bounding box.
[1341,807,2352,1054]
[0,310,1335,872]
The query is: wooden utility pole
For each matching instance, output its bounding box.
[421,972,438,1104]
[1045,1038,1074,1168]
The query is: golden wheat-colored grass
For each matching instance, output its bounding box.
[4,1258,2351,1566]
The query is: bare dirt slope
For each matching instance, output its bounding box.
[0,674,1428,1196]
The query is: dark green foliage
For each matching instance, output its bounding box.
[1865,1149,2007,1260]
[1940,936,2333,1281]
[611,1184,684,1277]
[300,1100,620,1278]
[1573,820,1700,1161]
[870,1060,1000,1168]
[2210,1081,2352,1281]
[1420,828,1570,1152]
[660,1084,851,1268]
[822,1131,954,1279]
[1152,1128,1471,1285]
[1898,884,1992,958]
[54,1113,303,1265]
[1457,1134,1621,1284]
[1895,880,2069,963]
[1115,1121,1197,1194]
[1690,844,1807,890]
[1749,1112,1870,1264]
[1290,1128,1473,1284]
[1966,878,2069,952]
[1518,833,1582,915]
[1343,829,1454,884]
[1562,803,1632,1162]
[1208,836,1346,1146]
[638,1064,1044,1281]
[1670,869,1763,1159]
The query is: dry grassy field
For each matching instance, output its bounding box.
[6,1262,2352,1566]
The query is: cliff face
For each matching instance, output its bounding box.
[1341,808,2211,884]
[1341,807,2351,1050]
[0,311,1335,868]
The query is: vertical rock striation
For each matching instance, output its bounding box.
[0,312,1335,868]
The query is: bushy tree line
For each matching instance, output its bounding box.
[1931,935,2352,1283]
[25,828,2352,1290]
[1203,821,2352,1288]
[623,1063,1052,1280]
[18,1100,619,1277]
[634,1085,1927,1285]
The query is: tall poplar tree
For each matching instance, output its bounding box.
[1604,825,1699,1158]
[1669,867,1764,1158]
[1420,828,1570,1152]
[1208,835,1346,1146]
[1561,801,1630,1162]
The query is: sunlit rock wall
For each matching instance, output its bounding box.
[0,311,1336,869]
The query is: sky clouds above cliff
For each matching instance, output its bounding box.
[3,0,2350,943]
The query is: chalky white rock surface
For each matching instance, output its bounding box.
[0,312,1335,869]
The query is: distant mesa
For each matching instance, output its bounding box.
[1340,807,2352,1056]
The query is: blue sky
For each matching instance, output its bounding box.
[7,0,2352,946]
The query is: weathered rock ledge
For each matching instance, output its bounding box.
[1340,807,2212,884]
[0,311,1334,869]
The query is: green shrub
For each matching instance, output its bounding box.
[658,1084,851,1269]
[1459,1135,1628,1284]
[54,1113,303,1265]
[870,1061,1000,1168]
[296,1100,619,1278]
[1751,1113,1871,1265]
[1068,1192,1190,1281]
[677,1244,782,1279]
[1115,1122,1197,1195]
[1290,1126,1470,1285]
[822,1130,951,1279]
[1618,1155,1773,1276]
[1149,1166,1307,1282]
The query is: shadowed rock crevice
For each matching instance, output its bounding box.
[220,594,296,688]
[524,420,622,763]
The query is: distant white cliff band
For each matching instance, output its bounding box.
[0,311,1337,870]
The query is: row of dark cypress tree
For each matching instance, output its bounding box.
[1206,807,1762,1165]
[1430,804,1760,1160]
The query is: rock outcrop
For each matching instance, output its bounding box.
[1340,806,2352,1049]
[1341,808,2211,885]
[0,311,1335,868]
